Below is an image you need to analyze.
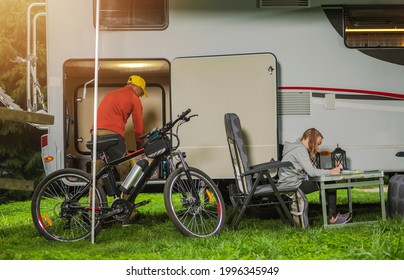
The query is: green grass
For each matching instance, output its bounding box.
[1,190,403,260]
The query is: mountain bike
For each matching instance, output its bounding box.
[31,109,226,241]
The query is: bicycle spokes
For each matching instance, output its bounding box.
[32,170,107,242]
[164,167,225,237]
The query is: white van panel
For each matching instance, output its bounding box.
[280,94,404,172]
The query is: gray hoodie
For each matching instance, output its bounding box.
[277,140,329,190]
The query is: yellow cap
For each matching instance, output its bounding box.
[127,75,148,97]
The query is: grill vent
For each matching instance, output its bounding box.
[278,91,311,116]
[257,0,310,8]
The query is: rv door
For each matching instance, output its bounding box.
[172,53,278,179]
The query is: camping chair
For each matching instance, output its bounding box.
[224,113,301,230]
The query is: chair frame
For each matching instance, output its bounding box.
[224,113,298,230]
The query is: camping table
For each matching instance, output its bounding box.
[312,170,386,227]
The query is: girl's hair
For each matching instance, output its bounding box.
[301,128,323,158]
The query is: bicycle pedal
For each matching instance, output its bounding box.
[134,199,151,208]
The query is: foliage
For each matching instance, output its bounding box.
[0,0,47,197]
[1,191,404,260]
[0,0,47,104]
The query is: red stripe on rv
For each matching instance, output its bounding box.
[278,86,404,100]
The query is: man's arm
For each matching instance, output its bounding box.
[131,97,144,148]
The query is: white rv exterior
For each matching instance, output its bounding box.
[39,0,404,180]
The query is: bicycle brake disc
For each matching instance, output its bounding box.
[110,198,133,222]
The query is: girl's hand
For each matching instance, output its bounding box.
[329,167,341,175]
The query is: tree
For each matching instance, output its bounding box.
[0,0,47,202]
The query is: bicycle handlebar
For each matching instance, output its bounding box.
[166,108,191,129]
[139,108,195,140]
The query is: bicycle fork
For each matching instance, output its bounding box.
[167,151,201,205]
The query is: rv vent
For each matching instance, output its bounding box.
[278,91,311,116]
[257,0,310,8]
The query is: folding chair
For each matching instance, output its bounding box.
[224,113,300,230]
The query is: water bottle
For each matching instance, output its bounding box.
[119,159,149,193]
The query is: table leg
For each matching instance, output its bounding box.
[320,182,328,226]
[348,179,353,213]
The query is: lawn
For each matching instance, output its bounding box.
[0,189,403,260]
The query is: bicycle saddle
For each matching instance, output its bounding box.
[86,138,119,152]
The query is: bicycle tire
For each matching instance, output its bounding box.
[31,168,107,242]
[164,167,226,237]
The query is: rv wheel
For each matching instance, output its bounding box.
[387,175,404,217]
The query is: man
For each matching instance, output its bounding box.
[91,75,148,225]
[92,75,147,160]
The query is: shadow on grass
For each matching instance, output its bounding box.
[236,202,385,227]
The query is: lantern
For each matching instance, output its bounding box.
[331,144,347,170]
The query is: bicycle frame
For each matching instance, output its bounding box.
[74,109,198,220]
[62,148,146,214]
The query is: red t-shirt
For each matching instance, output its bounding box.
[93,85,144,144]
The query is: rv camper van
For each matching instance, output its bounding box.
[33,0,404,187]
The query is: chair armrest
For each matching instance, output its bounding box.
[242,161,292,176]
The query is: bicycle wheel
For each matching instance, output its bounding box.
[31,168,107,242]
[164,167,226,237]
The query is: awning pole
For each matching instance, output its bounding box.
[91,0,101,245]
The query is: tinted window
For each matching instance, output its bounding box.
[93,0,168,30]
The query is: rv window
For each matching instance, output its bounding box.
[93,0,168,30]
[344,5,404,48]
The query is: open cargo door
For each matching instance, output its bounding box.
[172,53,278,179]
[61,59,170,171]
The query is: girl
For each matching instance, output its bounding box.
[278,128,352,225]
